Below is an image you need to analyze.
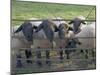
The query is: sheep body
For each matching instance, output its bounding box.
[75,22,96,48]
[12,18,95,49]
[11,17,71,49]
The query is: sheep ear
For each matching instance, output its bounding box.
[35,23,43,32]
[68,27,73,31]
[74,38,82,45]
[14,25,22,33]
[54,26,59,32]
[33,25,37,29]
[78,42,82,45]
[68,20,73,24]
[81,20,86,24]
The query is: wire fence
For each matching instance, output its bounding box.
[12,35,96,39]
[16,57,95,62]
[13,47,95,51]
[11,19,96,74]
[12,19,96,22]
[11,19,96,58]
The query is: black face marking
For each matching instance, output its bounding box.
[35,19,57,42]
[58,23,69,39]
[14,21,33,42]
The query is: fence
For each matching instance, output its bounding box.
[12,19,96,22]
[11,19,96,74]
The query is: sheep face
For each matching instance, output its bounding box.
[14,21,34,42]
[58,23,69,39]
[35,19,57,42]
[69,18,86,34]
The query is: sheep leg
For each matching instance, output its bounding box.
[91,49,96,64]
[65,50,70,59]
[59,50,63,60]
[16,53,23,68]
[85,49,88,59]
[80,49,84,53]
[16,60,23,68]
[25,49,32,64]
[36,50,42,67]
[59,47,63,60]
[91,49,95,58]
[46,50,51,66]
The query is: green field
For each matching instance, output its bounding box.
[12,0,96,26]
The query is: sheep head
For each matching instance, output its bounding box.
[69,16,86,34]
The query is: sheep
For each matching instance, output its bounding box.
[12,26,34,64]
[12,17,95,66]
[33,18,75,65]
[12,17,73,48]
[59,38,82,60]
[11,26,32,49]
[75,22,95,48]
[11,18,42,65]
[58,22,95,60]
[12,17,75,66]
[75,22,96,58]
[68,16,86,34]
[58,16,95,60]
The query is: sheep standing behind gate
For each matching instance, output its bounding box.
[12,17,74,49]
[75,22,96,58]
[75,22,96,48]
[11,17,67,49]
[11,17,72,66]
[11,17,96,67]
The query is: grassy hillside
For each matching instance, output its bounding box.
[12,0,96,26]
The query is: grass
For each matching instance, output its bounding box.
[12,0,96,26]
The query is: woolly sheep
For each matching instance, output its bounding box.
[75,22,96,49]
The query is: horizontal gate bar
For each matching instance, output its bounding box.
[12,35,96,39]
[12,19,96,22]
[12,48,96,51]
[16,58,95,62]
[12,66,96,72]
